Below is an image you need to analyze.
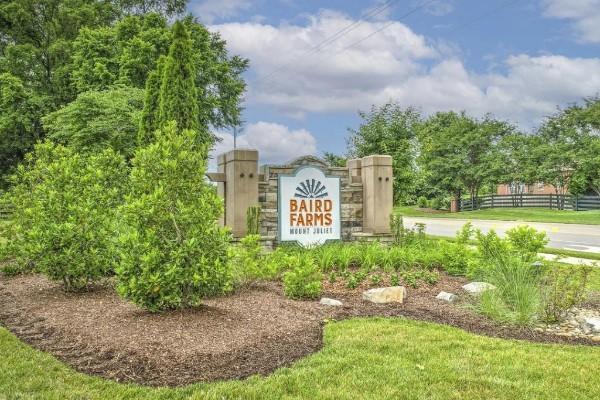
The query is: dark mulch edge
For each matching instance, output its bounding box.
[0,273,598,388]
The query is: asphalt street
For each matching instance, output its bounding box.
[403,217,600,253]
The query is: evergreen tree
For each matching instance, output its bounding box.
[158,21,210,142]
[138,56,166,146]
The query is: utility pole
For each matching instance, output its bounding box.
[233,126,237,149]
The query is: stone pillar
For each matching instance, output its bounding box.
[361,155,393,234]
[347,158,362,184]
[450,198,459,213]
[218,149,259,237]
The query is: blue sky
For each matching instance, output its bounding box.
[187,0,600,165]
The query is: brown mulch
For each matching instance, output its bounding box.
[0,273,597,387]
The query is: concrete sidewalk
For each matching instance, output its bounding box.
[403,217,600,253]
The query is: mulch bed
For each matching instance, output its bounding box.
[0,273,597,387]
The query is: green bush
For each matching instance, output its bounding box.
[283,253,323,299]
[417,196,429,208]
[115,123,231,312]
[540,265,591,323]
[1,143,127,290]
[506,226,548,261]
[478,254,540,326]
[230,234,264,285]
[438,240,472,276]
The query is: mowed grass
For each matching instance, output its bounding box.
[396,206,600,225]
[1,318,600,400]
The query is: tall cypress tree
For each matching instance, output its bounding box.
[158,21,203,136]
[138,56,166,146]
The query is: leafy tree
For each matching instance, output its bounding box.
[348,103,421,204]
[530,105,591,196]
[417,112,511,203]
[115,122,231,311]
[323,152,347,167]
[558,97,600,196]
[42,86,144,158]
[0,1,193,181]
[0,73,48,187]
[71,13,248,131]
[2,142,128,290]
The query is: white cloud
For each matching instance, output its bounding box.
[542,0,600,43]
[211,11,600,129]
[210,121,317,168]
[190,0,251,24]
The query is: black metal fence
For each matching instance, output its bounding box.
[460,194,600,211]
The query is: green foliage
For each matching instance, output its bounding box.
[322,152,347,167]
[417,112,513,202]
[2,142,127,290]
[229,234,265,285]
[138,56,167,146]
[506,226,549,261]
[158,21,201,135]
[347,103,421,204]
[246,206,261,235]
[477,254,541,326]
[42,87,144,158]
[389,214,418,247]
[283,253,323,299]
[72,13,248,133]
[437,240,473,276]
[115,122,231,311]
[540,265,591,323]
[417,196,428,208]
[456,222,474,244]
[0,73,47,187]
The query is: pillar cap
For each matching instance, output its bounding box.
[361,155,392,167]
[219,149,259,163]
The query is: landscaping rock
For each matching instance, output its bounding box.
[462,282,496,295]
[583,317,600,334]
[362,287,407,304]
[319,298,343,307]
[436,291,458,303]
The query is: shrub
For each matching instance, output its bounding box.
[283,253,322,299]
[389,214,417,247]
[506,226,548,262]
[540,265,591,323]
[417,196,429,208]
[2,143,127,290]
[115,123,231,311]
[456,222,474,244]
[230,234,263,285]
[478,254,540,326]
[438,240,472,276]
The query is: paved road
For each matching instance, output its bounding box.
[403,217,600,253]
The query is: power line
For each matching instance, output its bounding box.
[253,0,403,85]
[255,0,439,88]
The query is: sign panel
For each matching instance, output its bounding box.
[279,166,341,246]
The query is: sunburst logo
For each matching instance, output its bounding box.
[295,179,328,199]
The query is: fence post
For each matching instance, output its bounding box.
[575,195,579,211]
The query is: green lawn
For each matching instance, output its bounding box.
[396,206,600,225]
[1,318,600,399]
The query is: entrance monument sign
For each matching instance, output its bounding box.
[278,166,341,246]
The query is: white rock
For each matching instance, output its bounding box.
[362,287,407,304]
[436,291,458,303]
[583,317,600,334]
[319,298,343,307]
[462,282,496,295]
